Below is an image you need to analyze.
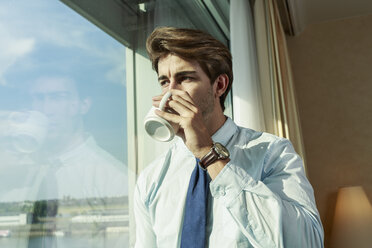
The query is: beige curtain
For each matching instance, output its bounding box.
[253,0,307,169]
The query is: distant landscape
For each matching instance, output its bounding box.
[0,196,129,237]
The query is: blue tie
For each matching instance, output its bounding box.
[180,158,211,248]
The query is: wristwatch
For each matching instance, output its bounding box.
[199,142,230,169]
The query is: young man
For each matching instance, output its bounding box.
[134,27,324,247]
[27,77,128,247]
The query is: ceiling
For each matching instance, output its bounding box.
[285,0,372,35]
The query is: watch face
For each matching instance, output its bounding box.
[215,142,230,159]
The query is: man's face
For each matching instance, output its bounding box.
[30,77,87,141]
[157,54,217,121]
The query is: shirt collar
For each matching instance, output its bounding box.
[211,117,237,146]
[56,134,96,165]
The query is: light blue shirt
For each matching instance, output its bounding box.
[134,118,324,247]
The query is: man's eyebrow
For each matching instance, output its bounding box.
[158,75,168,81]
[175,71,197,77]
[158,71,197,81]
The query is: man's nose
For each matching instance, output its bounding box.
[168,80,178,90]
[33,97,54,115]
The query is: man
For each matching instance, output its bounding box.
[29,76,128,200]
[25,76,128,247]
[134,27,324,247]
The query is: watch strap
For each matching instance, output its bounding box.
[199,145,218,169]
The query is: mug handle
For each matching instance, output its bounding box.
[159,91,172,111]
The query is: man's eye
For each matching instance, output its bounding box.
[181,76,193,82]
[160,81,168,87]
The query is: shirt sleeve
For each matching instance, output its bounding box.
[133,176,157,248]
[209,138,324,248]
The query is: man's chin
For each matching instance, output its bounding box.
[44,131,69,146]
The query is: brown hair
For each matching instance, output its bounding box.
[146,27,233,111]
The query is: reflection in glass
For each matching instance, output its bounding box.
[0,1,128,247]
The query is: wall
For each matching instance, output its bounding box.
[286,14,372,247]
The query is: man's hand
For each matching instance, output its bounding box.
[152,89,213,159]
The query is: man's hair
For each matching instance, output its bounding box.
[146,27,233,111]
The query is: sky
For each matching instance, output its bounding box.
[0,0,126,87]
[0,0,128,163]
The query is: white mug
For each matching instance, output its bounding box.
[144,91,176,142]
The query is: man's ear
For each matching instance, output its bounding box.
[214,74,229,98]
[80,97,92,115]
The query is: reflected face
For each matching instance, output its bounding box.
[30,77,88,140]
[157,54,216,120]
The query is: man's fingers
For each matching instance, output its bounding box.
[155,109,181,123]
[152,95,163,101]
[170,95,198,113]
[163,106,178,115]
[169,89,194,103]
[152,95,162,108]
[167,99,192,116]
[153,101,160,108]
[152,89,199,114]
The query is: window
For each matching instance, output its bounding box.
[0,0,229,247]
[0,1,128,247]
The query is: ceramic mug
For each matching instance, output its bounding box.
[144,92,177,142]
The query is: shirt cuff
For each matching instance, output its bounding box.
[209,161,256,207]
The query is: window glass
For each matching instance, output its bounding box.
[0,0,230,247]
[0,1,128,247]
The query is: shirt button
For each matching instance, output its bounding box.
[220,189,226,196]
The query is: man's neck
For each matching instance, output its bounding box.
[205,111,227,137]
[42,131,87,158]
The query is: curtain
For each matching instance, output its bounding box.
[231,0,307,169]
[230,0,265,131]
